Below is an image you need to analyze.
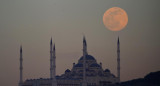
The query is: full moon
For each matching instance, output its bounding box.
[103,7,128,31]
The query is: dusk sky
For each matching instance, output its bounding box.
[0,0,160,86]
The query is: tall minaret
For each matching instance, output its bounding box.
[50,38,57,86]
[82,36,87,86]
[50,38,53,79]
[52,43,57,86]
[117,37,120,83]
[19,45,23,86]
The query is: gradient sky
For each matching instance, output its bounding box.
[0,0,160,86]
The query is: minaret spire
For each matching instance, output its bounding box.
[117,36,120,83]
[50,37,57,86]
[50,38,53,79]
[82,36,87,86]
[19,45,23,86]
[52,43,57,86]
[83,36,88,55]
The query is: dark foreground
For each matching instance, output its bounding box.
[117,71,160,86]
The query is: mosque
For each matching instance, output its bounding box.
[19,37,120,86]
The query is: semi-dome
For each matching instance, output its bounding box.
[74,63,83,67]
[79,55,96,61]
[65,69,71,73]
[90,63,101,67]
[104,69,110,73]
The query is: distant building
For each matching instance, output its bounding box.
[19,37,120,86]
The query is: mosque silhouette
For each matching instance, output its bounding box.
[18,36,120,86]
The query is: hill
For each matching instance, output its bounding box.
[120,71,160,86]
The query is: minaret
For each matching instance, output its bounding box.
[117,37,120,83]
[19,45,23,86]
[52,43,57,86]
[50,38,53,79]
[50,38,57,86]
[82,36,87,86]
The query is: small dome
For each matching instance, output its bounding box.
[79,55,96,61]
[90,63,101,67]
[104,69,110,73]
[65,69,71,73]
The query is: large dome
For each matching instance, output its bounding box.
[79,55,96,61]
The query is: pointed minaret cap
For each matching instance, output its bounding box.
[50,37,53,45]
[20,45,22,53]
[83,35,87,46]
